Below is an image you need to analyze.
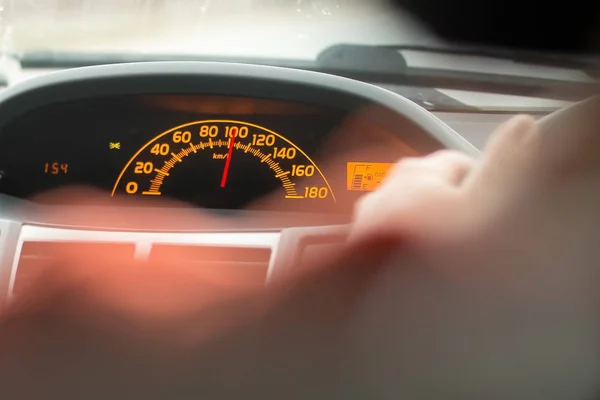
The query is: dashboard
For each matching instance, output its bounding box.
[0,62,479,301]
[0,94,440,213]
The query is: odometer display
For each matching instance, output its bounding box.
[113,120,335,209]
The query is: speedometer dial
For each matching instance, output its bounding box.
[112,120,336,208]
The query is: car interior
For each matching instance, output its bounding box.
[0,1,598,316]
[0,59,593,304]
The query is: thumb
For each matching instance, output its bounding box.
[464,115,540,198]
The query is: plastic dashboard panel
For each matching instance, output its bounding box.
[0,62,477,153]
[0,62,479,303]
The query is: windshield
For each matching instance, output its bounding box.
[1,0,595,108]
[2,0,434,59]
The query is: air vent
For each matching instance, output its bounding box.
[149,245,272,288]
[12,241,135,297]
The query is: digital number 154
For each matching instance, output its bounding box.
[44,162,68,175]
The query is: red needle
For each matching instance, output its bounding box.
[220,131,237,187]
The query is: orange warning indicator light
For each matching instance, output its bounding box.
[347,162,393,191]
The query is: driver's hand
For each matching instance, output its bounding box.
[347,114,599,399]
[0,115,598,400]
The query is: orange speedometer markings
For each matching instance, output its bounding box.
[142,191,161,196]
[111,120,336,203]
[154,169,169,176]
[275,171,290,178]
[285,195,304,199]
[171,153,182,162]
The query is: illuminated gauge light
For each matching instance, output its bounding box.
[347,162,394,191]
[112,120,336,207]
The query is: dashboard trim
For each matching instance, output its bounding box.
[0,220,21,307]
[271,224,350,281]
[0,62,478,156]
[6,224,281,300]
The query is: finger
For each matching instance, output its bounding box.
[359,150,475,217]
[5,244,263,348]
[350,152,473,243]
[464,115,540,190]
[0,235,399,400]
[536,96,600,179]
[425,150,475,185]
[9,187,252,326]
[246,105,426,217]
[382,150,475,188]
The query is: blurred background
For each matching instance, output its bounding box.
[0,0,434,58]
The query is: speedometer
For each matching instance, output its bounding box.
[112,120,336,207]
